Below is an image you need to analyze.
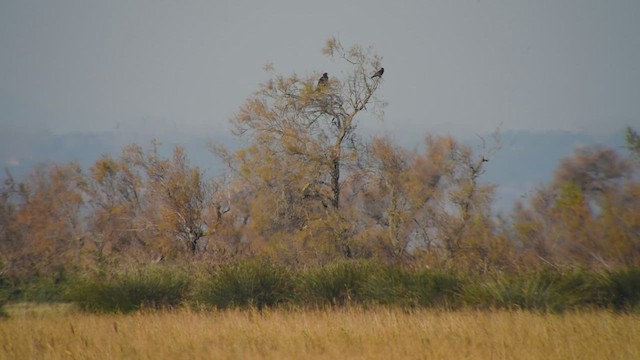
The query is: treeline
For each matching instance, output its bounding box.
[1,39,640,285]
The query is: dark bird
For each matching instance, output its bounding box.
[317,72,328,88]
[371,67,384,79]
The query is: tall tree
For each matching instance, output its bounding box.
[86,151,146,258]
[217,38,385,260]
[512,144,640,267]
[626,126,640,162]
[124,142,221,256]
[360,135,498,266]
[9,163,88,276]
[86,142,225,260]
[0,171,20,276]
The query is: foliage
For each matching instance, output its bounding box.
[296,260,375,306]
[2,260,639,314]
[605,267,640,311]
[510,143,640,269]
[413,269,466,308]
[195,259,293,309]
[359,264,416,306]
[0,278,7,317]
[626,126,640,161]
[463,269,608,313]
[358,265,464,308]
[2,163,87,277]
[11,272,68,303]
[361,135,499,263]
[64,265,189,313]
[0,40,639,288]
[212,38,387,261]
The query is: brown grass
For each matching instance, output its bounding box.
[1,304,639,359]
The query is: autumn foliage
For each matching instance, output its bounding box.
[509,143,640,269]
[1,39,639,284]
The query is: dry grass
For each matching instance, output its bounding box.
[1,304,639,359]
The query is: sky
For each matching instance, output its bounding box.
[1,1,639,144]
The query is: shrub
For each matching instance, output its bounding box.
[296,260,375,306]
[605,267,640,312]
[65,265,190,313]
[14,274,67,303]
[361,267,464,308]
[1,268,70,304]
[413,269,465,308]
[360,265,416,306]
[464,270,606,312]
[476,271,566,311]
[0,290,7,318]
[196,259,293,309]
[0,270,9,317]
[554,269,609,309]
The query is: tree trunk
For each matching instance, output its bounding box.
[331,155,340,209]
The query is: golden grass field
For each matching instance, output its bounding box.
[1,303,639,359]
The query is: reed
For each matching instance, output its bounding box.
[1,305,638,359]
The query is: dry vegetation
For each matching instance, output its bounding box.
[1,39,640,282]
[2,39,640,360]
[1,305,639,360]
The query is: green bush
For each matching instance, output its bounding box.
[296,260,375,306]
[554,269,609,309]
[464,270,607,313]
[605,267,640,312]
[0,268,69,304]
[196,259,293,309]
[9,261,638,313]
[0,270,9,316]
[413,269,465,308]
[0,285,7,318]
[474,271,567,312]
[358,266,464,309]
[14,274,67,303]
[360,265,416,306]
[65,265,190,313]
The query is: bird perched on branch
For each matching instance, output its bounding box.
[317,72,328,88]
[371,67,384,79]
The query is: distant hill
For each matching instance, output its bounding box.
[0,127,629,211]
[481,129,627,211]
[0,129,116,177]
[0,128,235,179]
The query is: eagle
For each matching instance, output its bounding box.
[371,67,384,79]
[317,72,328,88]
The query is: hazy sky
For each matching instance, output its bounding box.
[1,1,639,142]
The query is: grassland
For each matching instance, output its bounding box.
[1,304,639,359]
